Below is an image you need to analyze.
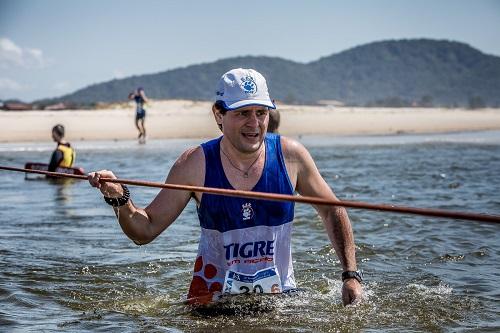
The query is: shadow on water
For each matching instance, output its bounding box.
[52,273,479,332]
[47,232,487,332]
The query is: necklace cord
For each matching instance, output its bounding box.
[220,145,263,177]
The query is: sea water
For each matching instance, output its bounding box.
[0,131,499,332]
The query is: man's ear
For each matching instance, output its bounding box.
[211,104,223,128]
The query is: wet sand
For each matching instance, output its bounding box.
[1,100,500,142]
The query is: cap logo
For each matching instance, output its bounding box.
[240,75,257,95]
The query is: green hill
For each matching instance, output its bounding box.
[38,39,500,107]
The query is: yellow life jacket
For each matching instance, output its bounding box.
[57,144,75,168]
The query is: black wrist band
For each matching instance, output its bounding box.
[342,270,363,283]
[103,184,130,207]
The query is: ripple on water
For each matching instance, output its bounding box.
[1,135,499,331]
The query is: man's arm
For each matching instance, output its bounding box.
[282,137,362,305]
[48,149,63,171]
[88,146,204,244]
[139,90,149,104]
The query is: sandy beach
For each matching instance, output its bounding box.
[1,100,500,142]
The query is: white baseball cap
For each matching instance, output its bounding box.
[215,68,276,110]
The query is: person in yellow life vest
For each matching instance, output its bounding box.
[48,124,76,171]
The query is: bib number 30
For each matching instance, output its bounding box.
[223,267,282,294]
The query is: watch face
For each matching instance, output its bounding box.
[342,270,363,282]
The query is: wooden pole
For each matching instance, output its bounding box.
[1,165,499,223]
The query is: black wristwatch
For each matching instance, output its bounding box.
[342,270,363,283]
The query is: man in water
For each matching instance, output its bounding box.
[267,108,280,133]
[48,124,75,172]
[128,87,148,143]
[89,69,363,306]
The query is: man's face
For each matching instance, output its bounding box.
[51,130,60,142]
[220,106,269,153]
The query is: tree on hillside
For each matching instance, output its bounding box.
[468,96,485,109]
[418,95,433,107]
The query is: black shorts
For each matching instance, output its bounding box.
[136,108,146,120]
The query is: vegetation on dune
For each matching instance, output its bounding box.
[33,39,500,108]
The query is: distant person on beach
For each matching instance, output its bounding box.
[128,87,148,143]
[89,68,363,306]
[267,108,280,133]
[48,124,75,171]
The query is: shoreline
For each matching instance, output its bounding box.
[2,130,499,153]
[1,100,500,143]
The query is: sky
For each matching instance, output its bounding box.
[1,0,499,102]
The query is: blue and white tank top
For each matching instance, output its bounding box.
[187,133,295,303]
[134,95,145,110]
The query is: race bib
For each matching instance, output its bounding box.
[223,267,282,294]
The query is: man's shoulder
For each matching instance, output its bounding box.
[279,135,308,158]
[170,145,205,186]
[177,145,204,167]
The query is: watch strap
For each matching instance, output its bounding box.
[342,270,363,283]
